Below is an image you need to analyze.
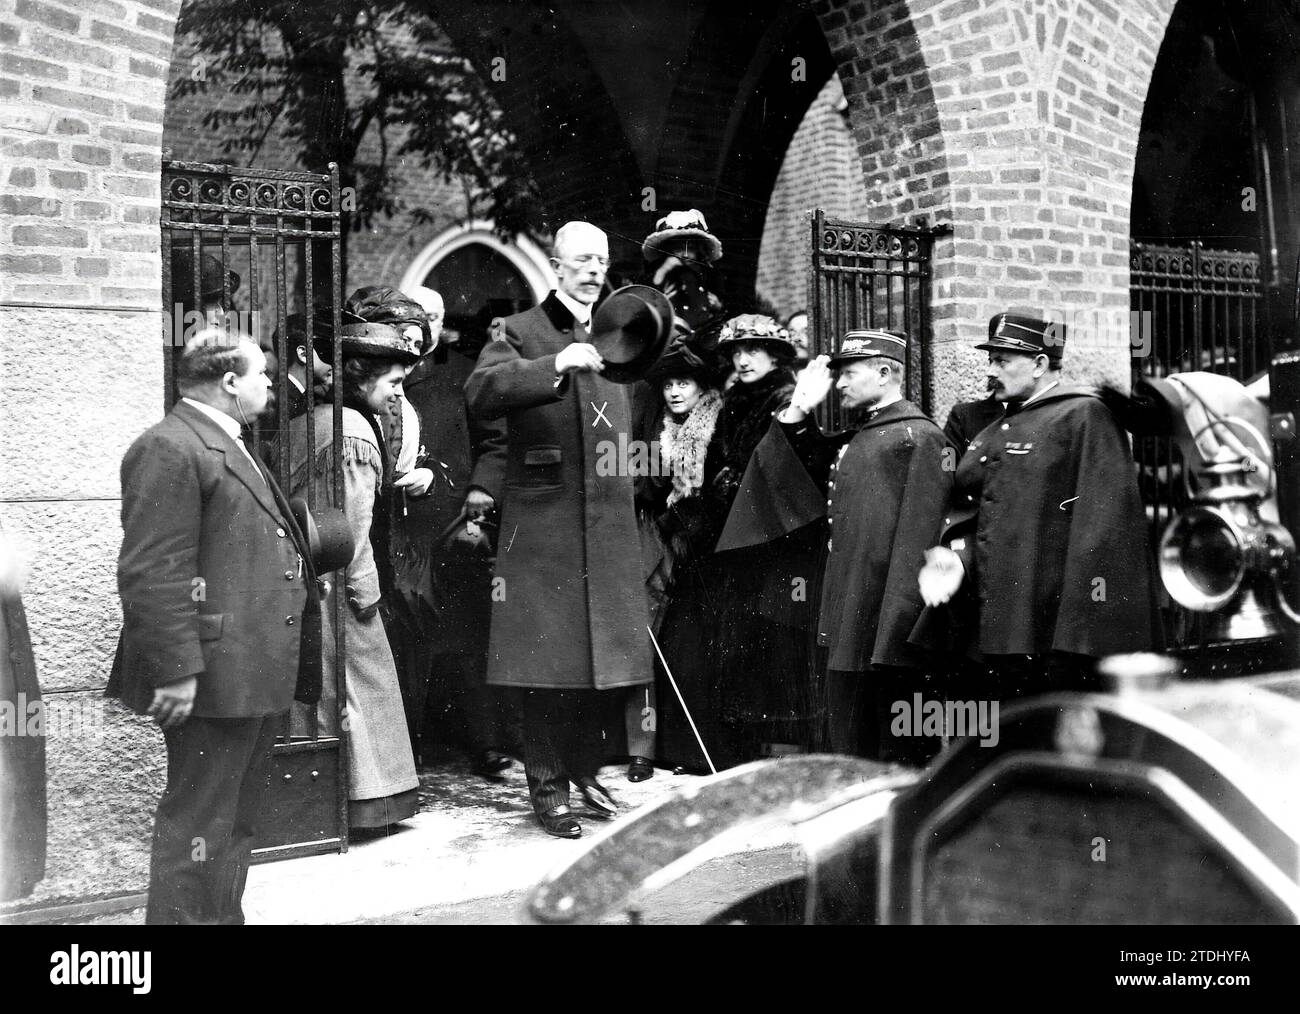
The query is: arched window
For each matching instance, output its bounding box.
[400,222,555,346]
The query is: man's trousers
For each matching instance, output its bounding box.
[146,713,281,925]
[515,688,610,814]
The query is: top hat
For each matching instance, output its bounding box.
[289,498,355,574]
[977,313,1067,361]
[642,209,723,265]
[590,284,675,384]
[345,285,434,356]
[715,314,795,360]
[171,248,241,304]
[829,328,909,367]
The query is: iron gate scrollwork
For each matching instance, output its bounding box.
[808,210,944,429]
[1129,239,1265,651]
[160,160,349,861]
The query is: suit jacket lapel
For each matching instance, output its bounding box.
[173,401,288,527]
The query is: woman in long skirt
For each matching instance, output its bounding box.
[292,319,421,829]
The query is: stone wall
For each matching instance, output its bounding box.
[0,0,178,909]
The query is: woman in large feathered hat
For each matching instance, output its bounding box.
[289,289,425,830]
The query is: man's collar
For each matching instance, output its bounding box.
[868,391,903,416]
[1024,378,1061,406]
[181,397,242,439]
[552,288,593,326]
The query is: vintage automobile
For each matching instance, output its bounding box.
[522,369,1300,925]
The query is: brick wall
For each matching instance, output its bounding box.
[162,28,479,303]
[812,0,1180,418]
[756,73,871,317]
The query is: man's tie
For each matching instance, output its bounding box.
[236,430,268,485]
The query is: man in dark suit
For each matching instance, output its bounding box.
[109,331,314,924]
[465,222,653,839]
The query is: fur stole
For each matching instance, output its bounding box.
[660,389,723,506]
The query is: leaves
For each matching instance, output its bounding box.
[171,0,541,235]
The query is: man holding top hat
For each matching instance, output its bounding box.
[774,329,951,761]
[465,222,670,838]
[914,313,1160,699]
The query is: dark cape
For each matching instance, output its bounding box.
[654,368,824,770]
[912,385,1162,662]
[780,399,952,672]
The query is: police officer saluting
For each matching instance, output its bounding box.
[776,329,950,761]
[915,313,1161,698]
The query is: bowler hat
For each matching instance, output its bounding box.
[289,498,355,575]
[590,284,675,384]
[171,248,241,303]
[829,328,909,367]
[977,313,1067,361]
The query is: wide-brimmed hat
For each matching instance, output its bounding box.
[976,312,1067,362]
[829,328,909,367]
[715,314,795,360]
[171,248,241,303]
[345,285,434,356]
[338,310,421,364]
[289,498,355,575]
[590,284,675,384]
[642,209,723,265]
[646,343,717,387]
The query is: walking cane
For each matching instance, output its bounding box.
[647,625,717,775]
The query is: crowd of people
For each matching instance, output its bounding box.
[108,210,1163,922]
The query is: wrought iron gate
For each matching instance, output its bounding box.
[808,211,944,427]
[1129,239,1265,649]
[160,160,349,861]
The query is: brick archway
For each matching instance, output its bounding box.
[813,0,1180,414]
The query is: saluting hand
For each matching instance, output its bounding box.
[918,546,965,606]
[781,355,834,421]
[149,675,198,729]
[555,342,604,375]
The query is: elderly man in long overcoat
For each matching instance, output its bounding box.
[465,221,651,839]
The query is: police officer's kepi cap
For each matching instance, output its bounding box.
[977,313,1066,360]
[829,328,909,366]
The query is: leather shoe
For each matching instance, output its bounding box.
[472,749,512,778]
[538,805,581,839]
[577,780,618,819]
[627,756,654,782]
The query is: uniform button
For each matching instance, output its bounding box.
[827,540,833,550]
[979,455,988,463]
[944,517,951,524]
[285,615,295,626]
[1001,423,1010,431]
[284,570,295,581]
[276,527,286,538]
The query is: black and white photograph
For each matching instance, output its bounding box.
[0,0,1298,976]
